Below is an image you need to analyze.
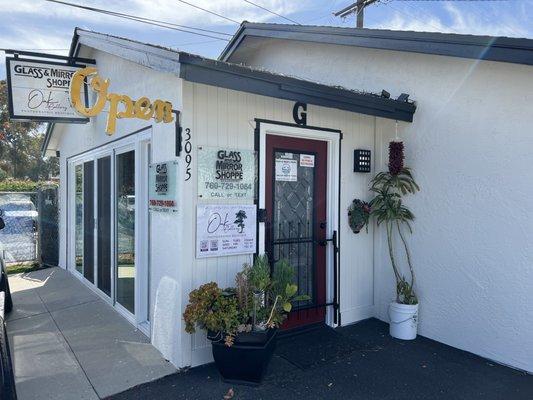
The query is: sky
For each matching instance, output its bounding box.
[0,0,532,79]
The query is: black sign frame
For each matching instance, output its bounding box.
[5,56,91,123]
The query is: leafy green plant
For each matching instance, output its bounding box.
[183,257,307,346]
[0,179,43,192]
[348,199,371,233]
[248,254,271,293]
[183,282,243,346]
[267,260,310,326]
[369,141,420,305]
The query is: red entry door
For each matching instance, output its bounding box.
[265,134,328,330]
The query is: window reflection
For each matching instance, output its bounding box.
[75,164,83,274]
[116,150,135,313]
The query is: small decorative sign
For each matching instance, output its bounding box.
[275,159,297,182]
[299,154,315,168]
[196,204,257,258]
[6,58,88,122]
[197,147,256,200]
[149,160,178,212]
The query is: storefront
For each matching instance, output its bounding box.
[7,28,415,368]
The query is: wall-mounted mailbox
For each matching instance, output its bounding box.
[354,149,371,173]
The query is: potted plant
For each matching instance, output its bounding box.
[369,141,420,340]
[348,199,371,233]
[183,255,306,385]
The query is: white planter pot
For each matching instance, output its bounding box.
[389,301,418,340]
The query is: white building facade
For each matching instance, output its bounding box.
[42,25,533,374]
[44,28,417,369]
[221,23,533,373]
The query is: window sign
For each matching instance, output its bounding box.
[196,204,256,258]
[300,154,315,168]
[275,158,298,182]
[149,160,178,212]
[197,147,256,200]
[6,58,88,122]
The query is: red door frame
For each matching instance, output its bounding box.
[265,134,328,330]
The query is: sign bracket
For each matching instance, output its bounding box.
[3,49,96,66]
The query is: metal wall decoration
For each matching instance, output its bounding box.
[354,149,371,173]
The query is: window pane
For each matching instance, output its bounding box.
[116,151,135,313]
[97,156,112,296]
[272,151,315,307]
[75,165,83,274]
[83,161,95,283]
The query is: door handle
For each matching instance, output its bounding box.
[320,222,327,229]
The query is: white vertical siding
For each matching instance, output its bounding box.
[181,81,376,366]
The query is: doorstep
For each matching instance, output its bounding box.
[6,267,176,400]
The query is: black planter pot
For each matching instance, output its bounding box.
[210,329,277,386]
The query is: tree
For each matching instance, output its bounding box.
[0,80,58,181]
[234,210,247,233]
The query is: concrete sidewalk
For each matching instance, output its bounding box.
[6,267,176,400]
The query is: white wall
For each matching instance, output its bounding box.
[229,37,533,373]
[54,47,184,366]
[180,81,377,366]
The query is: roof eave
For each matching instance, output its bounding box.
[180,53,416,122]
[220,23,533,66]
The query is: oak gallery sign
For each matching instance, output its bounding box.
[197,147,256,200]
[196,204,256,258]
[6,58,88,122]
[70,67,174,135]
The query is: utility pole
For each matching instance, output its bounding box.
[334,0,379,28]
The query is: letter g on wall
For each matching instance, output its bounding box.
[70,67,109,117]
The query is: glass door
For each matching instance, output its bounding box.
[70,134,151,330]
[74,161,95,283]
[97,156,112,296]
[265,135,328,330]
[115,149,136,314]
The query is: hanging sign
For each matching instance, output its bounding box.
[275,158,297,182]
[197,147,256,200]
[196,204,256,258]
[70,67,174,135]
[149,160,178,212]
[6,58,88,122]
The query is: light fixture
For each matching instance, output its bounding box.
[354,149,371,173]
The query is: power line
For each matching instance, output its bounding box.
[172,39,223,48]
[243,0,301,25]
[177,0,240,25]
[45,0,231,41]
[0,48,69,52]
